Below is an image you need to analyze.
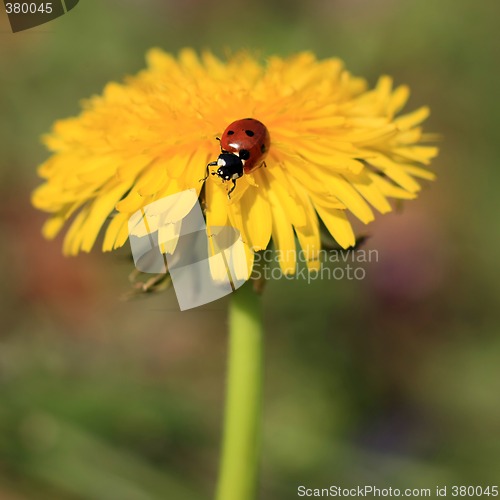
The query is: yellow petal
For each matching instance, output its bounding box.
[135,160,169,196]
[205,177,229,227]
[62,206,91,256]
[343,171,392,214]
[368,172,417,200]
[392,146,439,164]
[312,170,375,223]
[369,155,422,193]
[403,165,436,180]
[80,182,131,252]
[102,212,130,251]
[288,176,321,270]
[388,84,410,116]
[116,189,152,213]
[42,215,66,240]
[314,205,355,249]
[239,176,272,251]
[265,164,307,227]
[266,177,297,274]
[395,106,430,130]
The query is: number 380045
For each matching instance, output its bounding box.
[5,3,53,14]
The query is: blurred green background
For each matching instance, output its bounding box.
[1,0,499,498]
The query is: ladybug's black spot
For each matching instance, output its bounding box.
[244,117,254,120]
[227,130,235,135]
[261,143,266,153]
[245,129,255,137]
[239,149,250,160]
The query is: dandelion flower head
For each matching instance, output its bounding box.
[32,49,438,273]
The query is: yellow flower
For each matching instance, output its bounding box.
[32,48,438,273]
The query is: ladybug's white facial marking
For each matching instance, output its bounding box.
[214,153,244,183]
[217,168,230,180]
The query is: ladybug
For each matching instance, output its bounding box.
[205,118,270,197]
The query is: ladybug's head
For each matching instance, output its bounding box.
[214,153,244,181]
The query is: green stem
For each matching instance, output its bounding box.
[215,283,264,500]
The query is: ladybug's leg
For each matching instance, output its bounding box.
[200,161,218,182]
[227,179,237,199]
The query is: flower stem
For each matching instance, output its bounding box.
[216,283,263,500]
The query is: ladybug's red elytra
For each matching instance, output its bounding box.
[205,118,270,198]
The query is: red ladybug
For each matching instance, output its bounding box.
[205,118,270,197]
